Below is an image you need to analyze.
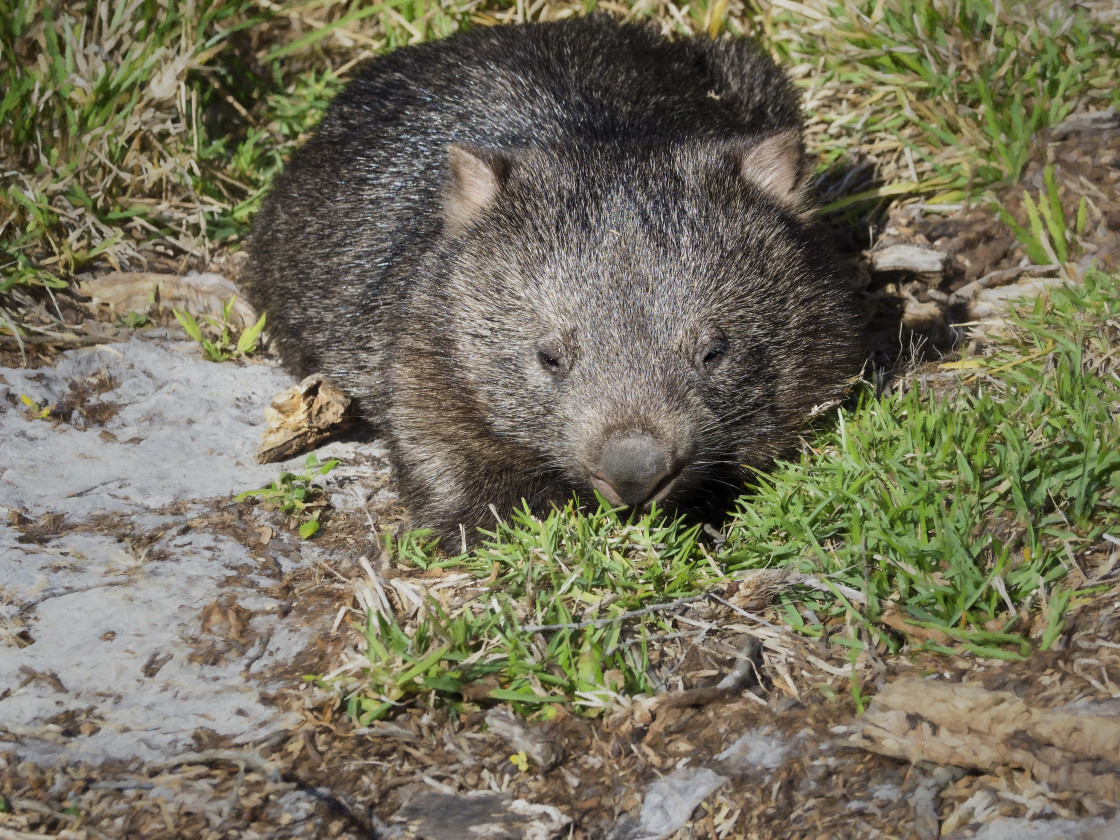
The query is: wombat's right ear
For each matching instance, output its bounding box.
[443,144,512,234]
[732,130,811,212]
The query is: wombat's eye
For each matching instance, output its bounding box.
[536,336,570,378]
[695,330,729,373]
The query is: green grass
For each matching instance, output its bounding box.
[337,272,1119,718]
[2,0,327,288]
[0,0,471,297]
[349,504,725,721]
[723,275,1120,657]
[235,452,340,539]
[172,296,266,362]
[994,165,1090,271]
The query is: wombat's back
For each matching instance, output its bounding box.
[245,17,804,414]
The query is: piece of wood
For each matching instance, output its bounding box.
[968,275,1068,319]
[390,787,570,840]
[947,263,1059,308]
[77,271,258,328]
[850,678,1120,801]
[870,244,946,277]
[256,374,355,463]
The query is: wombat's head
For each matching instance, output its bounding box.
[393,135,863,533]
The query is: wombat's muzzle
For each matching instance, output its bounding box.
[590,433,679,508]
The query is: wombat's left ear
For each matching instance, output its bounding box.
[443,144,512,233]
[732,129,810,211]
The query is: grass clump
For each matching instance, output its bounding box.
[173,296,266,362]
[342,272,1119,717]
[2,0,253,284]
[235,452,340,539]
[346,504,719,721]
[994,164,1091,272]
[0,0,482,300]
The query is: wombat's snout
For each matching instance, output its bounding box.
[590,433,679,507]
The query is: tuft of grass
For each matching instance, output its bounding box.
[19,393,53,420]
[344,502,719,721]
[2,0,251,283]
[235,452,340,539]
[992,164,1089,275]
[172,296,266,362]
[339,270,1120,717]
[0,0,484,302]
[116,310,151,329]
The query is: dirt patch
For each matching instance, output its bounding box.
[885,114,1120,294]
[49,371,122,429]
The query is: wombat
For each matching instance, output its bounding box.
[245,15,864,541]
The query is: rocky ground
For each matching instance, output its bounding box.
[1,113,1118,839]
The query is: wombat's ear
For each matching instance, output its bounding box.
[443,144,511,233]
[733,129,809,210]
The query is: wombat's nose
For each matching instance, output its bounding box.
[591,433,674,507]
